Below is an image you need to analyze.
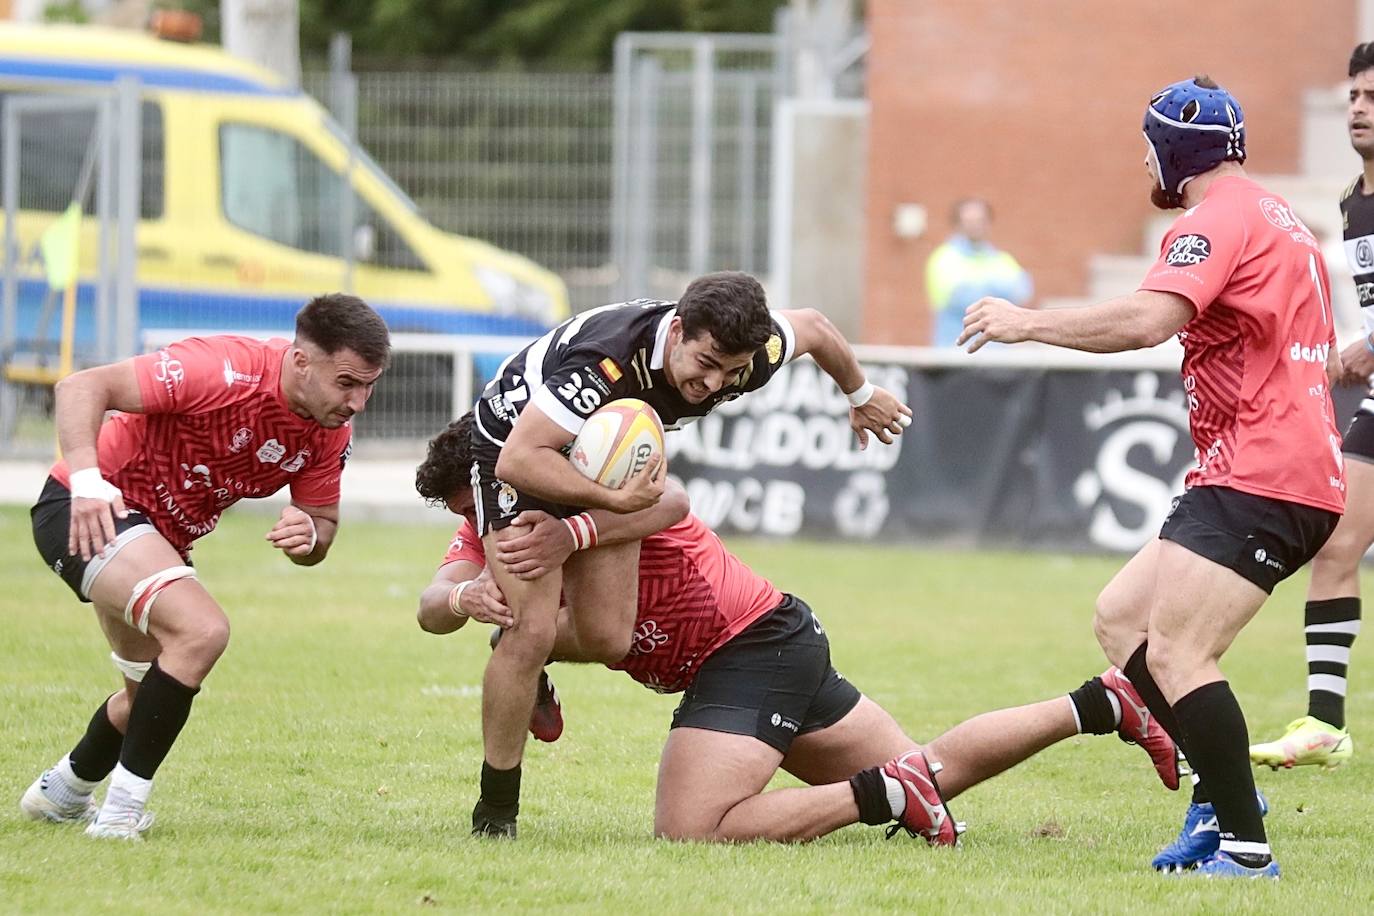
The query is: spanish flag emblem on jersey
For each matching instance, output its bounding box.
[599,357,623,383]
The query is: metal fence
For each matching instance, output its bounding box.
[306,69,621,314]
[0,25,864,457]
[307,32,783,312]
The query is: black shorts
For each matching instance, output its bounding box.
[670,594,862,754]
[1159,485,1338,594]
[469,435,574,534]
[1343,409,1374,464]
[30,475,164,602]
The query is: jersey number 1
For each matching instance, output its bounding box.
[1310,252,1330,325]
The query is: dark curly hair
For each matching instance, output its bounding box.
[416,412,474,507]
[676,271,772,356]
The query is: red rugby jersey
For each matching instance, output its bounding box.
[443,514,783,693]
[51,336,352,553]
[1140,176,1345,512]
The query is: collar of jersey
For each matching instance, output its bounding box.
[650,306,676,370]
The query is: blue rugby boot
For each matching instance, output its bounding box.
[1191,851,1280,879]
[1151,791,1268,872]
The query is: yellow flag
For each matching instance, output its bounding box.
[39,202,81,289]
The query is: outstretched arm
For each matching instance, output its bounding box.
[781,308,913,448]
[958,290,1196,354]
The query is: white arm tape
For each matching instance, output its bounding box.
[303,512,319,554]
[69,467,122,503]
[448,580,472,618]
[845,380,875,408]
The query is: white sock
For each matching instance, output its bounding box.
[44,755,98,806]
[104,763,153,811]
[1105,690,1122,727]
[880,772,906,818]
[1219,838,1271,861]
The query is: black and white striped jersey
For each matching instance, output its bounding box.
[1341,174,1374,330]
[473,299,797,446]
[1341,176,1374,413]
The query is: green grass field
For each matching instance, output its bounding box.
[2,505,1371,913]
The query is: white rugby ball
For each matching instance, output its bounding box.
[569,398,666,489]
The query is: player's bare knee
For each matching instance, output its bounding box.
[1144,638,1203,696]
[1314,530,1365,572]
[497,619,557,670]
[172,613,231,667]
[1092,596,1132,658]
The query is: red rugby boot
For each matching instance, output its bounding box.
[1100,666,1180,790]
[882,750,962,846]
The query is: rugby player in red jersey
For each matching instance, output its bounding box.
[960,77,1345,878]
[413,415,1177,844]
[20,294,390,840]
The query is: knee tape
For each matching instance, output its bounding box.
[124,565,196,634]
[110,652,152,683]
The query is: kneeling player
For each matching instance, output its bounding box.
[415,416,1179,843]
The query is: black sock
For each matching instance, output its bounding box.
[480,760,521,812]
[118,661,199,780]
[1125,644,1212,803]
[848,767,892,825]
[1068,677,1117,735]
[68,695,125,783]
[1122,643,1185,744]
[1305,597,1359,729]
[1173,681,1269,866]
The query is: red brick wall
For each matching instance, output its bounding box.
[863,0,1357,344]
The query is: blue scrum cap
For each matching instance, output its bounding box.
[1143,78,1245,196]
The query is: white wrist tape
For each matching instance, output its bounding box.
[448,580,472,618]
[563,512,599,551]
[69,467,122,503]
[302,513,318,554]
[845,380,875,408]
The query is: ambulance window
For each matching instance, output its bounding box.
[0,95,164,219]
[219,122,345,256]
[353,197,427,272]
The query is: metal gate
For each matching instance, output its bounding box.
[0,79,141,457]
[610,32,780,303]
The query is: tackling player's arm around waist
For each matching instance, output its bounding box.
[417,473,691,634]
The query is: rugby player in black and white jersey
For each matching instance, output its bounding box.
[465,271,912,836]
[1248,43,1374,771]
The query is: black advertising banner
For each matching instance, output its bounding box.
[665,359,1363,553]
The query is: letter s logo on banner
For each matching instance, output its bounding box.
[1072,373,1192,552]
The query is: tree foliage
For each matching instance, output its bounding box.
[181,0,785,69]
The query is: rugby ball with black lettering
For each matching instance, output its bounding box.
[569,399,665,489]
